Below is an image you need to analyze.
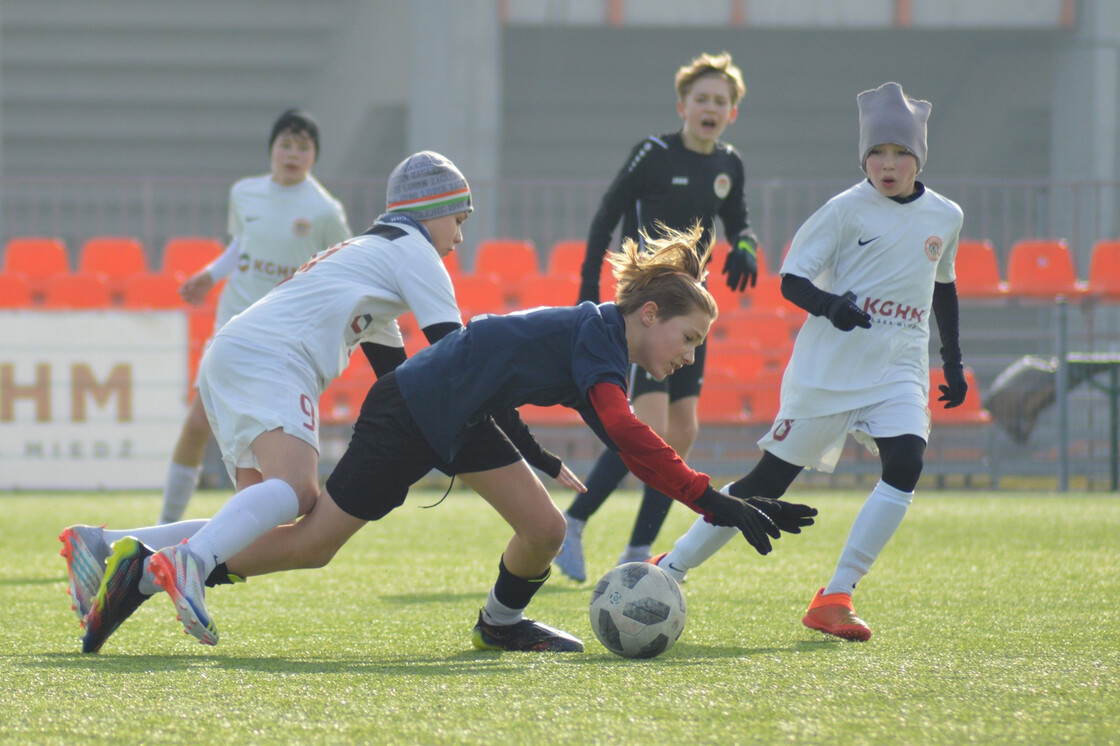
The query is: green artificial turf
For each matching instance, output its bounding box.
[1,490,1117,745]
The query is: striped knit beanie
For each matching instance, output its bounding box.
[385,151,472,222]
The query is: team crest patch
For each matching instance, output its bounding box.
[772,419,793,441]
[924,235,943,261]
[713,173,731,199]
[292,218,312,238]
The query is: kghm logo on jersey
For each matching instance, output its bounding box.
[713,173,731,199]
[292,218,312,238]
[237,253,250,272]
[924,235,943,261]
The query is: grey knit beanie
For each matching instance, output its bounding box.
[385,151,472,222]
[857,82,930,172]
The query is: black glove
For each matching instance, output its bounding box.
[694,486,780,555]
[824,291,872,331]
[721,234,759,291]
[741,496,817,534]
[938,363,968,409]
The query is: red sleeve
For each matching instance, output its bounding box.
[587,382,710,508]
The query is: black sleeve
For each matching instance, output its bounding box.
[717,150,752,242]
[580,141,647,302]
[932,280,962,364]
[360,343,408,378]
[491,408,563,479]
[781,274,838,317]
[421,321,463,346]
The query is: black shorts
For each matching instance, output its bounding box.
[628,339,707,401]
[326,372,522,522]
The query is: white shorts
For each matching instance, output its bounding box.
[197,335,321,481]
[758,392,930,473]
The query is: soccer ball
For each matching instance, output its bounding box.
[589,562,686,659]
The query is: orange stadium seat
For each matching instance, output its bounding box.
[79,236,148,300]
[741,367,783,424]
[3,236,71,297]
[929,368,990,424]
[0,274,33,308]
[41,273,113,309]
[705,271,748,316]
[710,309,795,355]
[519,403,583,425]
[516,273,580,309]
[121,272,188,309]
[188,309,216,387]
[697,367,749,425]
[954,239,1007,298]
[546,240,587,276]
[321,353,376,426]
[473,239,540,284]
[442,250,462,278]
[453,274,506,318]
[1005,238,1087,298]
[162,236,224,278]
[705,342,765,383]
[79,236,148,278]
[1088,240,1120,299]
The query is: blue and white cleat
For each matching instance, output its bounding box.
[59,524,111,624]
[149,542,218,646]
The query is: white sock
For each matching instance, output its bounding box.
[159,462,202,524]
[482,588,523,626]
[103,520,208,551]
[824,480,913,596]
[185,478,300,579]
[663,515,739,575]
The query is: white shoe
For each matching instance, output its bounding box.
[616,544,651,565]
[149,543,218,645]
[58,525,111,623]
[554,516,586,582]
[649,552,687,585]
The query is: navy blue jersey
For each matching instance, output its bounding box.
[581,131,751,297]
[394,302,629,461]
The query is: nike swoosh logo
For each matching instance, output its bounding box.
[245,216,260,222]
[857,236,879,246]
[668,562,686,574]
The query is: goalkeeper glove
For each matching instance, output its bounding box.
[721,233,759,291]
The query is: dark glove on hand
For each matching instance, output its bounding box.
[938,363,968,409]
[721,235,759,291]
[742,496,818,534]
[824,291,872,331]
[694,486,780,555]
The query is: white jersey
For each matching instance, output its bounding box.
[778,180,963,418]
[215,174,350,328]
[213,217,463,392]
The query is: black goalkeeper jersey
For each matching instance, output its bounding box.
[580,131,753,301]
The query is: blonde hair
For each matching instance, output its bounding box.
[609,222,718,321]
[675,51,746,106]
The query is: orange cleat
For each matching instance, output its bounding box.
[802,588,872,641]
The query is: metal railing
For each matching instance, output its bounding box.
[3,175,1119,276]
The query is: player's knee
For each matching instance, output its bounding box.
[297,542,340,569]
[880,442,925,492]
[291,479,323,515]
[522,509,567,558]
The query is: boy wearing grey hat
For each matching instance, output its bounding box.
[653,82,969,643]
